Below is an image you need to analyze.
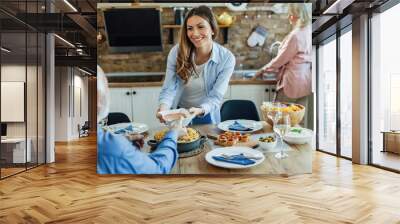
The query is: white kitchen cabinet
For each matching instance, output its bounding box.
[109,88,133,121]
[230,85,275,118]
[131,87,162,129]
[108,84,276,126]
[265,85,277,102]
[109,86,162,129]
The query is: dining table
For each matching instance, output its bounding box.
[144,121,314,175]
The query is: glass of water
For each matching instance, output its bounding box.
[273,113,291,159]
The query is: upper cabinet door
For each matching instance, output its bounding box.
[108,87,134,121]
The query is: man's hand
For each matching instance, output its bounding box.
[127,134,145,148]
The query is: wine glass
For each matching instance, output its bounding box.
[266,102,283,125]
[273,113,291,159]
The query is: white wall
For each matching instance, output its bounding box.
[1,63,46,164]
[54,67,89,141]
[1,65,27,137]
[1,65,26,81]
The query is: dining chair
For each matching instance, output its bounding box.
[78,121,90,138]
[106,112,131,126]
[220,100,260,122]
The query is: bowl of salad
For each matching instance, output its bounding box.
[283,127,313,145]
[258,135,277,151]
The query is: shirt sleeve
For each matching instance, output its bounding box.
[200,51,235,116]
[99,130,178,174]
[146,130,179,173]
[159,45,180,109]
[117,130,178,174]
[263,33,298,70]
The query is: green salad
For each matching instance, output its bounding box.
[290,128,303,134]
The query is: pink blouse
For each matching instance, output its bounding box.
[263,25,312,99]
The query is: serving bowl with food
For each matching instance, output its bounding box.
[258,135,277,151]
[148,128,207,153]
[214,131,250,147]
[260,102,305,126]
[283,127,313,145]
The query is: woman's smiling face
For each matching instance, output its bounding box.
[186,15,214,49]
[288,12,298,26]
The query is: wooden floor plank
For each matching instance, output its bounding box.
[0,135,399,223]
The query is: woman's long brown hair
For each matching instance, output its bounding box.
[176,6,219,84]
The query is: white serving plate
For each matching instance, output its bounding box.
[217,119,263,133]
[106,122,149,135]
[205,146,265,169]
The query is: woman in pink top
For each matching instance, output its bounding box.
[254,3,312,127]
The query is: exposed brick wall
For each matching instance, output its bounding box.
[98,4,291,73]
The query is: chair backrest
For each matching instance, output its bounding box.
[82,121,90,130]
[220,100,260,122]
[106,112,131,125]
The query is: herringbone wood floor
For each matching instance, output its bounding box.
[1,135,400,224]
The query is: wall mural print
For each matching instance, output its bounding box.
[97,2,313,175]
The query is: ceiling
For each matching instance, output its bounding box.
[0,0,97,74]
[311,0,392,44]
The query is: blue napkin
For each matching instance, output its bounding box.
[125,125,134,131]
[212,154,256,165]
[228,121,253,131]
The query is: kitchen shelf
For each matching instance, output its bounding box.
[162,24,231,44]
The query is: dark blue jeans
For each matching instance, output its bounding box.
[191,113,212,125]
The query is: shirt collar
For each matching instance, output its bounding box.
[209,42,220,64]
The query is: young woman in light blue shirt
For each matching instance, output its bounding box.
[157,6,235,124]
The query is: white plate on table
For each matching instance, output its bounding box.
[106,122,149,135]
[217,119,263,133]
[205,146,265,169]
[283,127,313,145]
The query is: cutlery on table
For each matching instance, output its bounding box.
[220,153,263,160]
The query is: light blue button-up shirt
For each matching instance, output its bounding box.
[159,42,236,124]
[97,127,178,174]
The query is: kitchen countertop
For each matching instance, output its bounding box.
[108,77,276,88]
[107,70,277,88]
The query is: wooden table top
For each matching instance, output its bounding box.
[145,122,313,175]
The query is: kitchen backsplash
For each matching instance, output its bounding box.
[98,4,292,73]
